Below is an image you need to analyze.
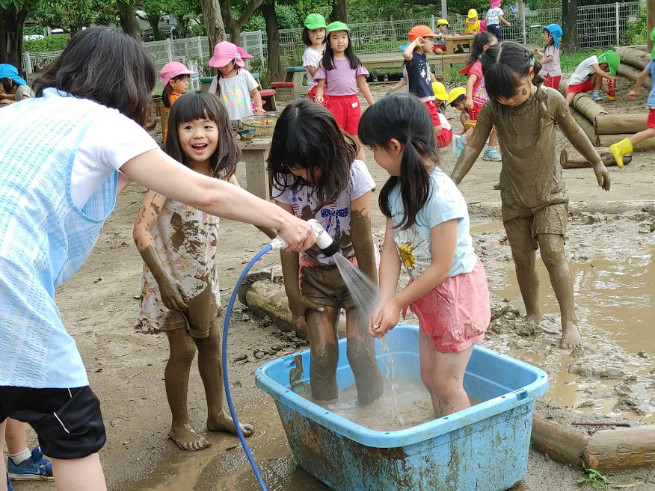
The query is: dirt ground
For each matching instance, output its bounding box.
[10,82,655,491]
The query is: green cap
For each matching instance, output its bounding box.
[326,21,349,33]
[305,14,327,30]
[650,27,655,59]
[598,50,620,76]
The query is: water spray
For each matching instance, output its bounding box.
[221,219,338,490]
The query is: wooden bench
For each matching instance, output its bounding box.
[434,53,470,81]
[260,88,277,111]
[284,67,306,99]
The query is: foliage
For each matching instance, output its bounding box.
[23,33,70,51]
[30,0,99,34]
[578,464,608,491]
[625,6,647,46]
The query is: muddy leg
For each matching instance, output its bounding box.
[194,325,254,437]
[345,308,383,405]
[505,218,541,323]
[164,329,210,451]
[305,307,340,400]
[538,233,582,349]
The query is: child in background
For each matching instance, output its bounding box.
[208,41,263,121]
[432,81,453,148]
[458,32,501,160]
[433,19,450,54]
[315,21,375,159]
[449,86,476,154]
[465,9,481,35]
[566,50,620,104]
[268,99,383,404]
[533,24,563,90]
[0,64,32,104]
[485,0,512,41]
[451,41,611,349]
[160,61,195,143]
[610,27,655,168]
[134,92,263,451]
[5,419,52,485]
[359,93,490,417]
[302,13,327,103]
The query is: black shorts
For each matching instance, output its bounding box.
[0,386,106,459]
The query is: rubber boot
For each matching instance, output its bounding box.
[610,137,632,168]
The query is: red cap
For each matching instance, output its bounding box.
[408,25,439,42]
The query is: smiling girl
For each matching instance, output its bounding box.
[133,92,258,451]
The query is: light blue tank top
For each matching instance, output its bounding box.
[0,89,118,388]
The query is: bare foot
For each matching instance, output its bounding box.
[208,412,254,437]
[560,323,583,349]
[169,423,211,451]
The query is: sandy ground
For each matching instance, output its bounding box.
[9,82,655,491]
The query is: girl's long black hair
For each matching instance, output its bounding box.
[165,91,240,180]
[267,98,356,212]
[322,31,361,70]
[481,41,544,102]
[544,29,555,48]
[359,93,439,230]
[35,27,156,126]
[467,32,497,66]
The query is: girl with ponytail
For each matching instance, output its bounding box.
[359,93,490,418]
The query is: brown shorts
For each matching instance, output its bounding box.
[503,201,568,242]
[300,264,356,310]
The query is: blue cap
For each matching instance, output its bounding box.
[398,42,410,51]
[543,24,563,49]
[0,64,27,86]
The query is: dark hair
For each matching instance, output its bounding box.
[34,27,155,126]
[359,93,439,229]
[543,28,555,48]
[481,41,544,102]
[1,78,16,93]
[322,31,361,70]
[267,99,356,211]
[162,74,190,108]
[467,32,497,66]
[164,92,239,180]
[449,94,466,108]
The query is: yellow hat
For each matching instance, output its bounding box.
[448,86,467,105]
[437,19,449,26]
[432,81,449,101]
[468,9,478,18]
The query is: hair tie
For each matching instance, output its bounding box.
[529,57,535,66]
[235,53,242,62]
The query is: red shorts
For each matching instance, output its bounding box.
[423,100,440,127]
[567,78,594,94]
[408,259,490,353]
[544,75,562,91]
[308,86,327,107]
[468,102,484,121]
[648,108,655,128]
[436,126,453,148]
[326,94,361,135]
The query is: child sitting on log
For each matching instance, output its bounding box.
[566,50,620,105]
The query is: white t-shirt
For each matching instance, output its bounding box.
[208,69,259,121]
[272,159,375,265]
[438,112,452,131]
[568,55,599,85]
[486,7,504,25]
[303,46,324,92]
[71,109,159,209]
[540,45,562,77]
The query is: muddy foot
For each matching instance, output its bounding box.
[208,412,254,437]
[560,323,583,349]
[169,423,212,451]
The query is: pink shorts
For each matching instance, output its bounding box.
[567,78,594,94]
[326,94,361,135]
[408,258,490,353]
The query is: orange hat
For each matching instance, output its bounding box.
[408,25,439,42]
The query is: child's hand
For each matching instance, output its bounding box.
[315,94,324,105]
[288,295,324,328]
[465,97,473,110]
[158,275,188,311]
[368,300,401,337]
[253,106,264,114]
[628,89,638,99]
[593,162,611,191]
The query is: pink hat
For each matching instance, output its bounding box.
[209,41,245,68]
[237,46,253,59]
[490,0,501,8]
[159,61,195,87]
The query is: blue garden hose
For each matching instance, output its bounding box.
[221,243,273,491]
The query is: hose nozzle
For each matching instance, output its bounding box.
[269,219,339,256]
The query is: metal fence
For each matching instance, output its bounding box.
[22,1,644,78]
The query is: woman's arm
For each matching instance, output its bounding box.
[121,149,314,252]
[357,75,375,106]
[229,174,276,239]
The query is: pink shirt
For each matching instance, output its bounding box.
[314,58,369,96]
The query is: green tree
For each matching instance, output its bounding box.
[222,0,264,43]
[31,0,99,35]
[1,0,39,69]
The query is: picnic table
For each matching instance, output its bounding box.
[238,136,272,200]
[358,51,468,82]
[443,35,475,55]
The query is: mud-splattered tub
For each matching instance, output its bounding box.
[255,324,548,490]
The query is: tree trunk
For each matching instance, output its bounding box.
[329,0,347,23]
[0,5,28,70]
[562,0,579,52]
[261,2,283,83]
[223,0,264,44]
[147,14,163,40]
[200,0,227,59]
[560,147,631,168]
[117,1,141,40]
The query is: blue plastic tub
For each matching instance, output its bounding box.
[255,324,548,490]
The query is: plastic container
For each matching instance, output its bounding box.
[240,114,278,136]
[608,77,617,101]
[255,324,549,491]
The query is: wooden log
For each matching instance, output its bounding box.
[245,280,299,333]
[569,200,655,215]
[596,113,649,135]
[560,147,632,168]
[571,93,608,124]
[570,107,598,144]
[616,63,652,90]
[597,133,655,150]
[584,427,655,471]
[531,415,586,466]
[616,46,650,71]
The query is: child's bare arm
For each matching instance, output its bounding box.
[368,218,401,337]
[350,191,377,284]
[133,191,187,310]
[403,39,420,61]
[592,63,613,80]
[304,64,320,76]
[228,174,276,239]
[250,88,264,114]
[451,105,493,184]
[629,67,650,98]
[388,78,407,93]
[315,79,326,104]
[465,75,477,109]
[357,75,375,106]
[500,15,511,26]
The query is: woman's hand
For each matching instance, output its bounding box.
[368,298,401,338]
[277,217,316,252]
